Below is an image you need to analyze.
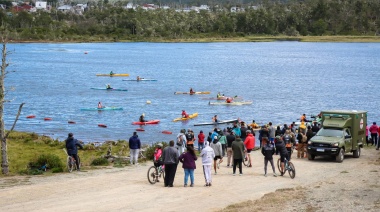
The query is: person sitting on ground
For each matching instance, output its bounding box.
[181,110,189,118]
[139,113,146,122]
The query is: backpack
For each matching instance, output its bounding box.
[283,134,292,147]
[302,134,307,143]
[186,133,193,141]
[177,134,185,146]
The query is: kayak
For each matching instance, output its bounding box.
[80,107,123,111]
[173,112,198,122]
[122,79,157,81]
[91,88,128,91]
[201,96,242,100]
[209,101,253,105]
[194,119,239,126]
[174,91,211,95]
[96,73,129,77]
[132,120,160,125]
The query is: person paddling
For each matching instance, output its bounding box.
[106,84,112,89]
[139,113,146,122]
[189,88,195,94]
[98,102,104,109]
[182,110,189,118]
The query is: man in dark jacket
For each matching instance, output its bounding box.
[275,136,289,176]
[162,140,179,187]
[261,137,277,177]
[65,133,84,171]
[129,132,141,165]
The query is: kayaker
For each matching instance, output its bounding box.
[300,114,309,122]
[212,115,218,123]
[97,102,104,109]
[139,113,146,122]
[110,71,114,76]
[226,97,233,103]
[137,76,142,81]
[217,92,222,98]
[182,110,189,118]
[189,88,194,94]
[106,84,112,89]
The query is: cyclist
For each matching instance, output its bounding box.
[275,136,289,176]
[65,133,83,171]
[153,143,163,168]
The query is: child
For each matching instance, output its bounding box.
[178,146,197,187]
[261,137,277,177]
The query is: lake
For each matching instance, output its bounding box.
[4,42,380,144]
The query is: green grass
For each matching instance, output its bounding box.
[0,132,137,176]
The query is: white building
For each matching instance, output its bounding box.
[35,1,47,10]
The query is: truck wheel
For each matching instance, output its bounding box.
[353,147,361,158]
[308,154,315,160]
[336,148,344,163]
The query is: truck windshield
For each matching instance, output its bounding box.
[316,128,344,137]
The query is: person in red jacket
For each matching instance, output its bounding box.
[244,130,255,167]
[197,130,205,152]
[377,126,380,150]
[369,122,378,147]
[181,110,189,118]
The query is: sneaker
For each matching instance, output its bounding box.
[233,173,236,176]
[190,184,194,187]
[217,163,220,169]
[264,173,267,177]
[204,183,209,187]
[280,172,285,176]
[77,169,80,171]
[208,183,212,187]
[184,184,187,187]
[226,165,230,167]
[273,173,277,177]
[239,173,243,176]
[215,172,217,175]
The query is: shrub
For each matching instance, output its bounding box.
[91,157,109,166]
[27,153,64,175]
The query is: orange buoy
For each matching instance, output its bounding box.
[26,115,36,119]
[162,130,172,134]
[98,124,107,128]
[136,128,145,131]
[44,117,52,121]
[68,121,76,124]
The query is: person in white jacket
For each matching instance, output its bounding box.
[200,141,215,187]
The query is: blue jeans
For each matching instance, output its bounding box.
[184,168,194,185]
[198,142,205,152]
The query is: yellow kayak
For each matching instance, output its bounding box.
[96,73,130,77]
[173,112,198,122]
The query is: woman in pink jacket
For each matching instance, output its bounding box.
[244,130,255,167]
[369,122,378,146]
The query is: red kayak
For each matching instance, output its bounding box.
[132,120,160,125]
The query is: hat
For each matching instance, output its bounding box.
[252,120,255,123]
[246,130,251,134]
[180,129,186,133]
[142,113,145,117]
[276,136,282,140]
[156,143,163,147]
[214,136,218,140]
[68,133,73,137]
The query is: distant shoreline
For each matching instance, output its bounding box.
[8,35,380,43]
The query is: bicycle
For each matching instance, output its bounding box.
[277,157,296,179]
[147,164,165,184]
[63,149,81,173]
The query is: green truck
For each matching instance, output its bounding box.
[307,110,367,162]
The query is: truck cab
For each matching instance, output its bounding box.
[307,110,367,162]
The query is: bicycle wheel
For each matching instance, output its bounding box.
[243,155,250,166]
[147,166,158,184]
[288,162,296,179]
[160,169,165,182]
[277,158,283,174]
[67,156,74,173]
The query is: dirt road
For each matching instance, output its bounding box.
[0,148,379,212]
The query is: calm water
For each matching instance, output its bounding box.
[4,42,380,144]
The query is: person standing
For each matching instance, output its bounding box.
[197,130,205,152]
[179,146,197,187]
[377,126,380,150]
[261,137,277,177]
[259,125,270,148]
[297,130,307,158]
[231,135,245,176]
[186,129,195,149]
[268,122,276,144]
[65,133,84,171]
[129,132,141,165]
[226,131,235,167]
[232,122,241,137]
[210,136,223,174]
[200,141,215,187]
[369,122,378,147]
[244,130,255,167]
[218,132,227,157]
[311,122,320,135]
[240,122,248,141]
[162,140,179,187]
[176,129,187,155]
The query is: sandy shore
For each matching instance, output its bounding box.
[0,148,379,212]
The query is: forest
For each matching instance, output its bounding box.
[0,0,379,42]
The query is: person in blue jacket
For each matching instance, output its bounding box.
[129,132,141,165]
[65,133,84,171]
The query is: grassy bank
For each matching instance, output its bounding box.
[11,35,380,43]
[0,131,149,176]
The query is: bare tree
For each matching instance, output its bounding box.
[1,36,24,175]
